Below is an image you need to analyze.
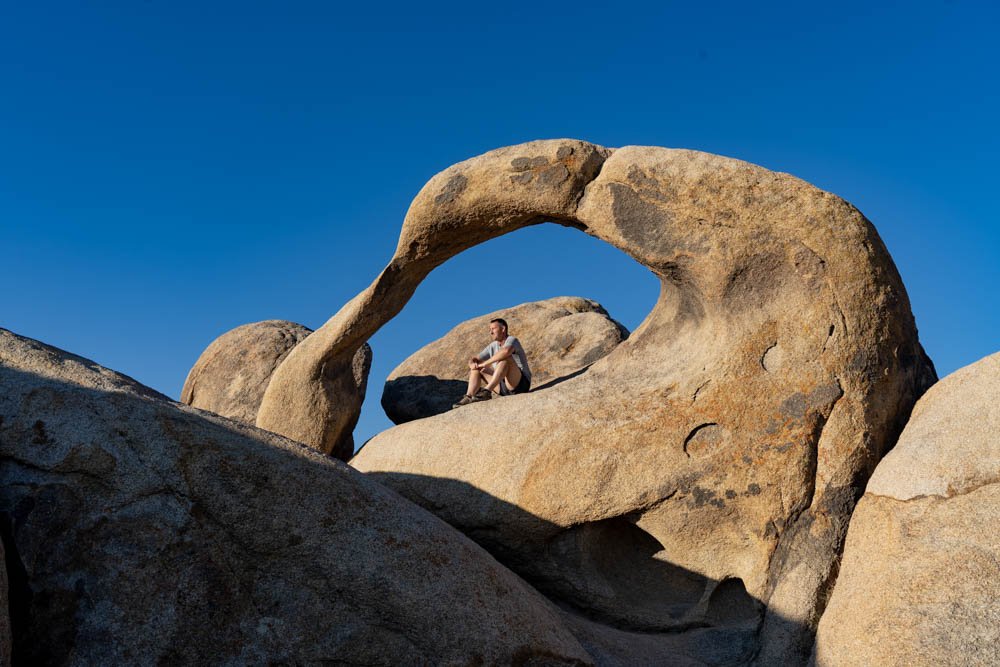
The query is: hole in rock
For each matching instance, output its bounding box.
[684,422,728,458]
[355,222,660,448]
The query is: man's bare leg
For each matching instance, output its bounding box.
[467,366,494,397]
[483,359,522,394]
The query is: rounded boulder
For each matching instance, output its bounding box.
[381,296,628,423]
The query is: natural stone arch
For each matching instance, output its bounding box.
[256,139,609,452]
[259,139,935,664]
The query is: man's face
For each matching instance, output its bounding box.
[489,322,505,341]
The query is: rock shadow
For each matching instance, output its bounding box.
[381,364,595,425]
[0,363,595,665]
[381,376,467,424]
[0,358,814,666]
[364,471,816,665]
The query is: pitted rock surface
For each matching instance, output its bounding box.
[381,297,628,424]
[181,320,370,460]
[258,140,934,664]
[0,328,591,666]
[813,351,1000,666]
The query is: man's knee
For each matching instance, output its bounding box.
[499,359,522,386]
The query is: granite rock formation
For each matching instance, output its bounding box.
[0,539,10,667]
[382,296,627,423]
[181,320,371,460]
[813,351,1000,666]
[0,328,591,665]
[301,140,937,664]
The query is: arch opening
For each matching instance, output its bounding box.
[355,219,660,445]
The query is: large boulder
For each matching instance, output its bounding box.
[382,297,628,423]
[0,328,591,665]
[813,351,1000,666]
[324,140,934,664]
[181,320,371,460]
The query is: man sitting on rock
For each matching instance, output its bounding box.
[453,318,531,408]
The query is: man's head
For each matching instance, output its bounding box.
[489,318,508,341]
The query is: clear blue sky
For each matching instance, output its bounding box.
[3,1,998,448]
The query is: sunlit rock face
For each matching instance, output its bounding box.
[813,351,1000,667]
[182,320,314,424]
[381,296,628,424]
[261,139,934,664]
[0,328,591,665]
[181,320,370,460]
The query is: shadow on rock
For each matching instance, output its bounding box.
[380,365,594,425]
[0,327,817,666]
[0,349,592,666]
[381,376,467,423]
[365,471,814,666]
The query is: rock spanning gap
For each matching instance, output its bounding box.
[252,140,936,664]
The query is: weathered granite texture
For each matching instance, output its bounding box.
[181,320,370,460]
[813,351,1000,666]
[338,141,935,663]
[0,328,591,665]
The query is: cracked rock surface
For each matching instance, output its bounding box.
[0,328,591,665]
[813,350,1000,666]
[336,140,935,664]
[381,296,628,424]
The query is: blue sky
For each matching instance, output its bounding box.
[3,1,998,447]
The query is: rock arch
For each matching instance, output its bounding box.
[259,139,935,663]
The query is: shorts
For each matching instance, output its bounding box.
[500,373,531,396]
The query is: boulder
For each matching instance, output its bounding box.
[813,351,1000,666]
[324,140,934,664]
[382,297,628,423]
[181,320,371,460]
[0,328,591,665]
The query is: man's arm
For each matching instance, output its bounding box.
[469,345,496,370]
[473,341,515,369]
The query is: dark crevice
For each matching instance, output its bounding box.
[821,324,835,355]
[570,146,612,215]
[756,377,846,664]
[692,380,711,403]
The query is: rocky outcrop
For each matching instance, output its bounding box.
[0,328,591,665]
[181,320,371,460]
[382,297,628,423]
[813,351,1000,666]
[328,140,935,664]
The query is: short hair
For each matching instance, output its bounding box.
[490,318,508,332]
